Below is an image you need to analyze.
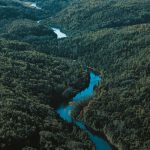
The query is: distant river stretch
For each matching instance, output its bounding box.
[51,28,67,39]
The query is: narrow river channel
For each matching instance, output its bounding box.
[56,72,111,150]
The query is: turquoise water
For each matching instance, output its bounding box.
[56,72,111,150]
[75,121,111,150]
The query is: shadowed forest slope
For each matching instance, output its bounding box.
[66,24,150,150]
[49,0,150,33]
[0,0,150,149]
[0,1,94,149]
[0,37,93,150]
[47,0,150,149]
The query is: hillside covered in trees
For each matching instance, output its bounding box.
[67,24,150,150]
[0,1,93,149]
[0,0,150,150]
[0,37,93,149]
[46,0,150,149]
[49,0,150,33]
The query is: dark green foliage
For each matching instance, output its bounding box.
[57,20,150,150]
[1,19,58,54]
[0,4,92,148]
[0,0,39,21]
[15,0,75,19]
[49,0,150,33]
[36,0,72,16]
[0,37,93,149]
[0,0,150,149]
[0,38,89,106]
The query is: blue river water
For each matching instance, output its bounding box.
[56,72,111,150]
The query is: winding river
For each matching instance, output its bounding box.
[36,10,111,149]
[13,1,112,149]
[56,72,111,150]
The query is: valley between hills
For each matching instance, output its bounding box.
[0,0,150,150]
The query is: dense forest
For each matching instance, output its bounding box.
[69,24,150,149]
[51,0,150,149]
[49,0,150,33]
[0,0,150,150]
[0,1,93,149]
[0,37,93,149]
